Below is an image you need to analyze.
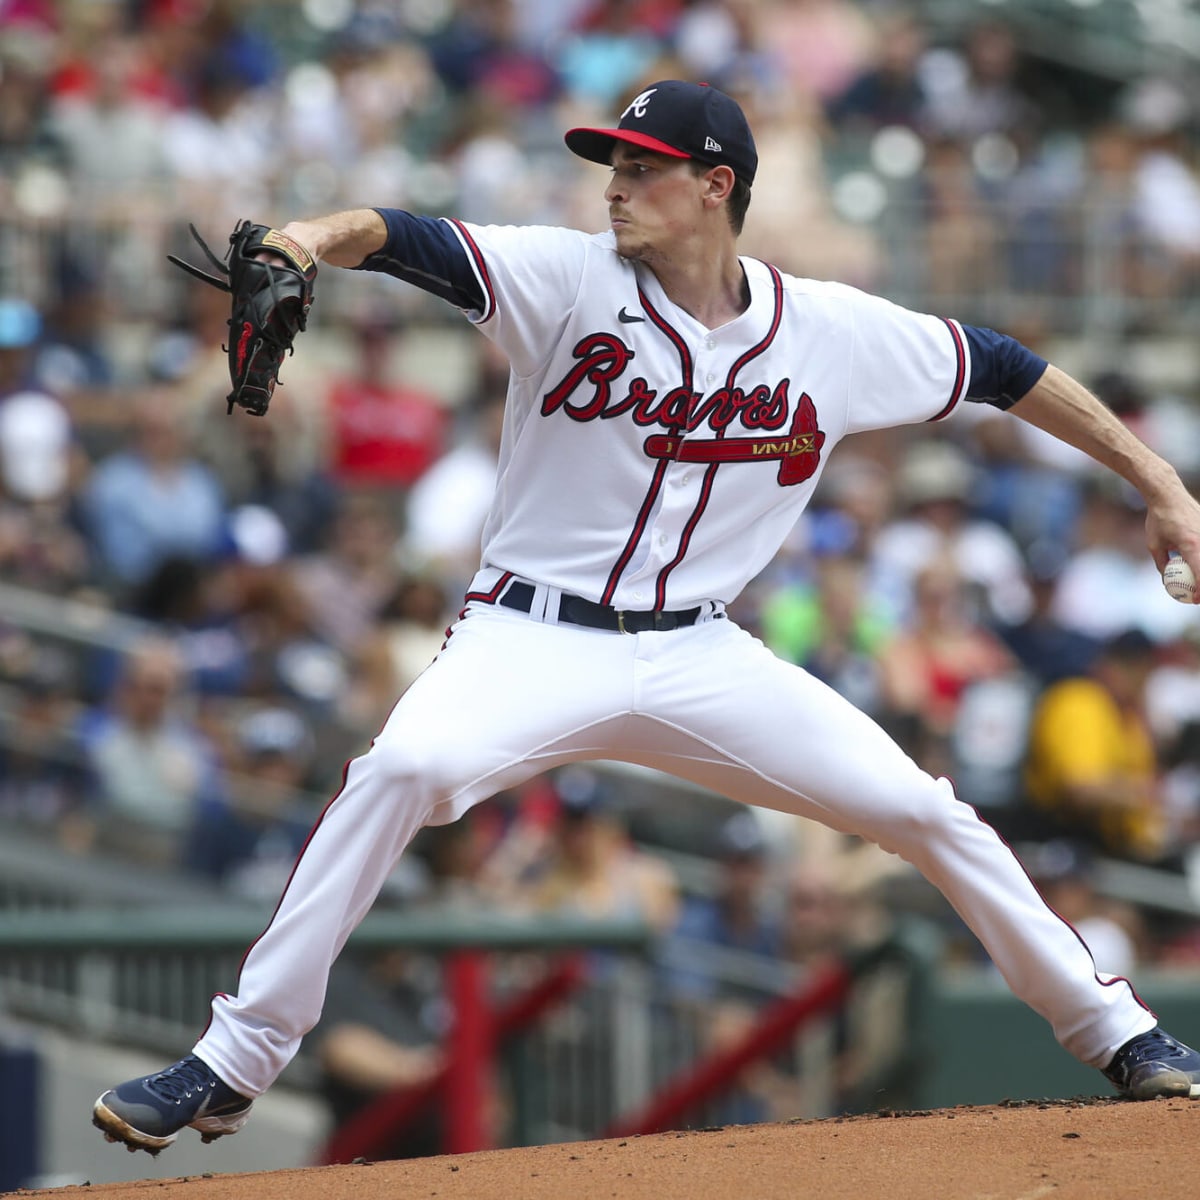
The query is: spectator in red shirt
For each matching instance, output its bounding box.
[325,316,449,492]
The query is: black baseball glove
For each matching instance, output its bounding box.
[168,220,318,416]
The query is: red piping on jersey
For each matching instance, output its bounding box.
[724,264,785,387]
[600,288,693,606]
[442,571,515,646]
[930,318,967,421]
[448,219,497,323]
[653,263,785,607]
[602,459,672,607]
[462,571,514,607]
[654,465,719,607]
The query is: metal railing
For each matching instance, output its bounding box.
[0,904,652,1086]
[0,901,935,1147]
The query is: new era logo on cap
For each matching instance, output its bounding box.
[565,80,757,186]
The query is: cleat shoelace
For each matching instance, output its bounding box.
[1119,1031,1186,1070]
[1106,1029,1193,1091]
[147,1060,216,1104]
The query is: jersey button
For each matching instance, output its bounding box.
[634,590,645,601]
[706,372,715,384]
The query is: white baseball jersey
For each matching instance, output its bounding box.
[447,222,968,609]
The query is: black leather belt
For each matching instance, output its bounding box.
[498,581,704,633]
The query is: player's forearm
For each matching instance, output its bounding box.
[1008,364,1178,503]
[1010,363,1200,577]
[279,209,387,269]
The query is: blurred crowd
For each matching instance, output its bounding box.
[2,0,1200,319]
[4,0,1200,1136]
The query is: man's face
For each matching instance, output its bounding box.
[604,143,708,265]
[118,663,176,727]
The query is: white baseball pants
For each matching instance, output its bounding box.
[194,591,1155,1097]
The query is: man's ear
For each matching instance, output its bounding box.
[702,164,737,209]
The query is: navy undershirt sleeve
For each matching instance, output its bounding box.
[352,208,485,312]
[961,324,1048,410]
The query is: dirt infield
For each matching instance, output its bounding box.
[10,1097,1197,1200]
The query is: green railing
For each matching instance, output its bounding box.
[0,905,652,1059]
[0,904,655,1153]
[0,906,653,954]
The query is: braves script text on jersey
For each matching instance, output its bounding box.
[188,218,1157,1102]
[455,226,964,609]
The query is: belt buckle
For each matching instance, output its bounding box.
[617,610,628,634]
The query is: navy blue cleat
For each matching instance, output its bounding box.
[93,1055,252,1155]
[1103,1028,1200,1101]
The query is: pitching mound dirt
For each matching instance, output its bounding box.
[10,1096,1197,1200]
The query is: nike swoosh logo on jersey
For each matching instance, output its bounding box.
[618,307,645,323]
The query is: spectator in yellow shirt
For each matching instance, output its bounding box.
[1023,629,1165,861]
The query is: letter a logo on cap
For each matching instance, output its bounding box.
[622,89,658,120]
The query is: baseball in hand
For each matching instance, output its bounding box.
[1163,556,1197,603]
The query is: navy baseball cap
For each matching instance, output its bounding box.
[565,80,757,186]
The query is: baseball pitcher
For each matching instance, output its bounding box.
[94,80,1200,1155]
